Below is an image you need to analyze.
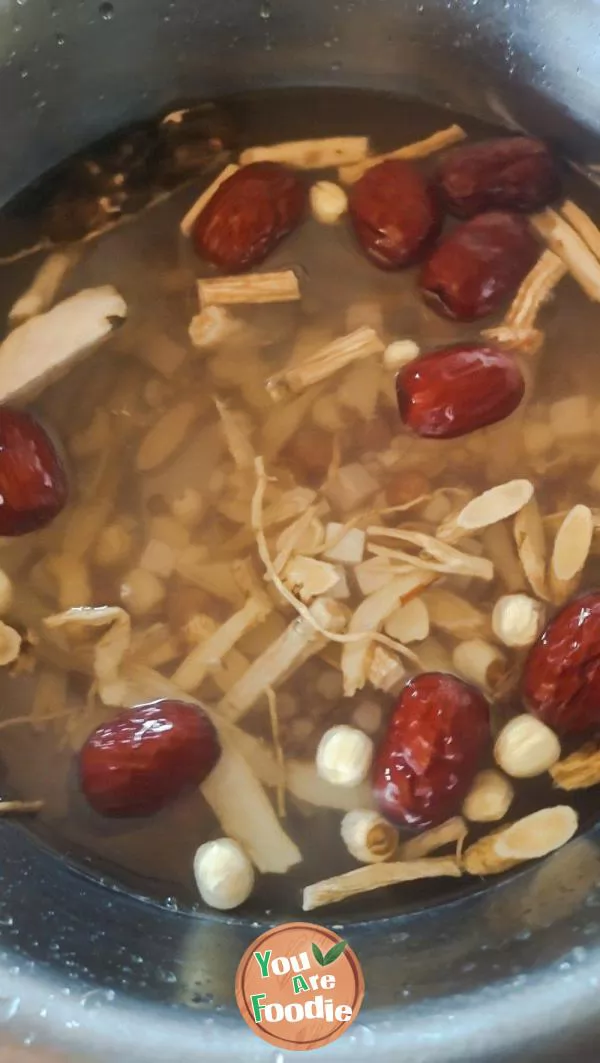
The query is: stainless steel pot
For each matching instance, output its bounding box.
[2,0,600,1058]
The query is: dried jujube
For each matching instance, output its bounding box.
[372,672,490,829]
[348,159,442,269]
[524,592,600,735]
[80,700,221,816]
[0,407,68,536]
[420,211,539,320]
[436,136,561,218]
[396,342,525,439]
[192,162,306,272]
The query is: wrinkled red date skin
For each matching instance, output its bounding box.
[348,159,442,269]
[0,407,68,536]
[191,162,306,272]
[523,592,600,735]
[80,700,221,817]
[396,342,525,439]
[420,211,539,321]
[372,673,490,829]
[436,136,561,218]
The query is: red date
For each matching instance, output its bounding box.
[192,162,306,272]
[436,136,561,218]
[523,592,600,735]
[80,700,221,816]
[348,159,442,269]
[396,342,525,439]
[372,673,490,828]
[0,407,68,536]
[420,211,539,320]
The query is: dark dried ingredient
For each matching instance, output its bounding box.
[524,592,600,735]
[80,700,221,817]
[192,162,306,272]
[0,407,68,535]
[436,136,561,218]
[348,159,442,269]
[420,211,539,321]
[372,672,490,828]
[396,342,525,439]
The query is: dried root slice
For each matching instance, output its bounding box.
[384,597,430,644]
[550,744,600,790]
[136,400,198,472]
[531,209,600,303]
[180,163,239,236]
[0,800,44,816]
[214,399,255,470]
[550,504,593,604]
[283,555,341,603]
[480,325,544,356]
[423,589,489,640]
[463,806,578,876]
[239,136,369,170]
[266,326,384,400]
[367,527,494,581]
[504,248,567,330]
[367,645,406,693]
[452,638,508,693]
[287,760,375,813]
[437,480,534,543]
[514,497,549,601]
[220,597,348,721]
[171,592,272,693]
[560,199,600,264]
[198,270,300,307]
[341,809,399,864]
[0,286,126,403]
[302,856,461,910]
[482,524,527,595]
[8,247,81,326]
[44,606,131,706]
[398,817,467,861]
[0,622,22,666]
[494,714,561,779]
[338,124,467,184]
[188,306,239,350]
[341,571,432,697]
[462,770,514,824]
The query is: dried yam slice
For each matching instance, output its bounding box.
[437,480,534,543]
[550,503,593,604]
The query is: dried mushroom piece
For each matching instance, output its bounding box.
[302,856,461,911]
[0,286,126,403]
[550,744,600,790]
[463,806,578,876]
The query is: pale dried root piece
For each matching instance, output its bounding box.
[531,208,600,302]
[462,770,514,824]
[437,480,534,543]
[266,326,384,400]
[452,638,508,693]
[214,399,255,470]
[8,247,81,326]
[384,598,430,644]
[0,570,13,615]
[480,325,544,356]
[341,809,399,864]
[514,497,549,601]
[316,725,374,788]
[492,594,546,648]
[0,622,22,666]
[504,248,567,330]
[550,744,600,790]
[309,181,348,224]
[44,605,131,705]
[550,503,593,604]
[172,590,272,693]
[423,589,489,640]
[366,528,494,581]
[286,760,374,813]
[198,270,300,307]
[136,400,198,472]
[383,339,420,370]
[494,714,561,779]
[398,817,467,861]
[180,163,239,236]
[240,136,369,169]
[121,568,165,617]
[482,524,527,594]
[338,124,467,184]
[560,199,600,263]
[303,856,461,911]
[282,555,341,603]
[0,286,126,403]
[0,800,44,816]
[220,597,348,722]
[188,306,239,350]
[463,806,578,876]
[94,520,135,569]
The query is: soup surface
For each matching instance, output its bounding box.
[0,89,599,919]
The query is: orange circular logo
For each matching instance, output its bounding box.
[235,922,365,1051]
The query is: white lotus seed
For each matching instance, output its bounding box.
[193,838,254,911]
[494,714,561,779]
[492,593,546,648]
[316,725,373,787]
